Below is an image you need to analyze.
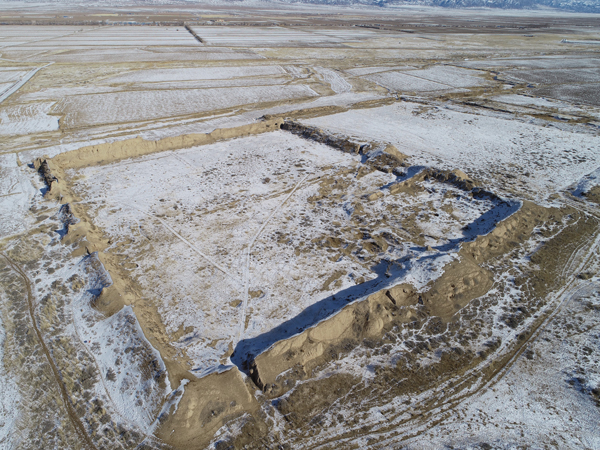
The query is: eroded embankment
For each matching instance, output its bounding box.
[30,116,572,450]
[50,118,284,171]
[245,196,541,399]
[281,120,408,167]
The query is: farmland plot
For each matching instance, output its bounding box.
[105,65,287,83]
[0,102,59,136]
[190,26,342,46]
[53,85,318,128]
[0,69,27,83]
[365,70,454,92]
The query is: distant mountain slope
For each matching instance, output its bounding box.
[277,0,600,13]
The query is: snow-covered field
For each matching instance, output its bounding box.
[0,153,38,239]
[461,55,600,70]
[344,65,416,76]
[54,84,318,128]
[314,66,352,93]
[303,102,600,201]
[0,312,19,450]
[0,26,197,48]
[366,71,452,92]
[190,26,389,47]
[0,26,252,63]
[364,65,487,92]
[106,65,287,83]
[1,17,600,450]
[0,69,27,83]
[0,102,59,135]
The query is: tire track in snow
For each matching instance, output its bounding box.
[133,207,242,285]
[237,174,310,343]
[1,253,99,450]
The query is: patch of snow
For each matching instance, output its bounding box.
[314,66,352,94]
[105,66,286,83]
[493,94,572,109]
[0,69,26,83]
[366,70,452,92]
[0,101,59,136]
[344,65,416,76]
[570,166,600,197]
[0,153,39,239]
[54,84,318,128]
[303,102,600,202]
[69,253,171,430]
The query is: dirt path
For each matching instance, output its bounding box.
[1,253,99,450]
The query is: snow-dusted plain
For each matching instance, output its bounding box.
[190,26,390,47]
[364,65,487,93]
[1,14,600,450]
[0,102,59,136]
[54,84,318,128]
[105,65,287,83]
[303,102,600,202]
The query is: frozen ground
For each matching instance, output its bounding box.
[571,167,600,197]
[53,84,318,128]
[68,131,507,376]
[302,102,600,202]
[105,65,287,83]
[363,65,488,93]
[403,280,600,450]
[0,312,19,450]
[0,102,59,136]
[314,66,352,94]
[0,26,196,48]
[0,25,259,62]
[190,26,389,47]
[0,153,38,239]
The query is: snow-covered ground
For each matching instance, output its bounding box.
[0,69,27,83]
[344,65,416,76]
[364,66,487,93]
[68,254,171,431]
[189,26,389,47]
[105,65,287,83]
[314,66,352,94]
[0,26,197,49]
[0,153,39,239]
[53,84,318,128]
[570,166,600,197]
[303,102,600,201]
[0,312,20,450]
[68,130,511,376]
